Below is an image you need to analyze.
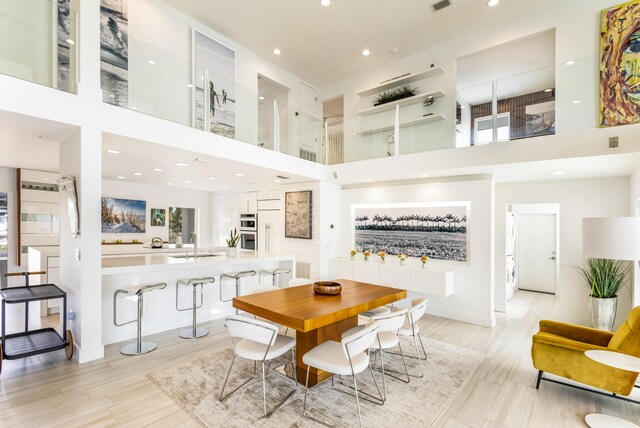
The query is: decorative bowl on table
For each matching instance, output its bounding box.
[313,281,342,295]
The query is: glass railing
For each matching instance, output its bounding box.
[105,36,324,164]
[338,55,599,164]
[0,0,78,93]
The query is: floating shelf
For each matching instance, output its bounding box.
[357,114,446,136]
[357,91,446,116]
[356,66,445,97]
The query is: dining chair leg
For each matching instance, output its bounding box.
[417,332,427,360]
[331,374,335,389]
[353,372,363,428]
[303,365,311,417]
[261,361,267,417]
[380,349,387,401]
[397,340,411,383]
[219,354,237,401]
[413,335,425,378]
[367,365,384,403]
[290,349,298,386]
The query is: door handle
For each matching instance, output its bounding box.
[548,257,556,260]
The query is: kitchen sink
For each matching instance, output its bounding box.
[169,254,221,259]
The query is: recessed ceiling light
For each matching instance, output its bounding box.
[320,0,331,5]
[148,60,156,65]
[185,180,193,183]
[552,171,565,175]
[133,172,142,176]
[153,168,163,172]
[208,177,216,180]
[362,49,370,56]
[176,162,189,167]
[66,39,75,45]
[274,179,281,183]
[223,185,229,188]
[544,88,553,93]
[117,176,126,180]
[273,48,281,55]
[421,174,429,178]
[106,149,120,154]
[110,94,115,97]
[167,182,174,186]
[259,96,265,100]
[566,60,575,66]
[366,178,372,182]
[572,100,581,104]
[235,173,244,177]
[187,84,193,88]
[487,0,500,6]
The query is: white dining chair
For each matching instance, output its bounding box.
[302,322,383,428]
[343,308,409,400]
[397,297,429,377]
[288,277,310,287]
[220,315,297,417]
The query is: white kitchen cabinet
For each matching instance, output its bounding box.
[239,192,257,213]
[211,194,239,246]
[258,210,281,254]
[257,189,282,201]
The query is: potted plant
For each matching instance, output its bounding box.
[577,257,630,331]
[226,228,240,256]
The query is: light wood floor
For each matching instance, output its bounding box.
[1,291,639,427]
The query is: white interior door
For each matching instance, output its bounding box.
[517,214,557,294]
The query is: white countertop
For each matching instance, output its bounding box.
[102,251,296,275]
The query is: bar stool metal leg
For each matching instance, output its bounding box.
[179,283,209,339]
[120,294,157,355]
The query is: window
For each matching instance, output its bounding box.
[474,113,510,145]
[169,207,197,243]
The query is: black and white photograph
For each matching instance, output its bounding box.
[193,30,236,139]
[100,0,128,107]
[353,204,469,261]
[525,101,555,137]
[56,0,72,92]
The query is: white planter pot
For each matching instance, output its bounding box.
[589,296,618,331]
[225,247,238,257]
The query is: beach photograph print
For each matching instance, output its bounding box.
[100,0,128,107]
[101,197,146,233]
[354,203,468,262]
[600,0,640,127]
[193,30,236,139]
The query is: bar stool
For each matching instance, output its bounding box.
[259,268,291,288]
[176,276,216,339]
[220,270,256,313]
[113,282,167,356]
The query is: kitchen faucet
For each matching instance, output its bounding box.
[189,231,198,260]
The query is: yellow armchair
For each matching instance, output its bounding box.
[531,306,640,397]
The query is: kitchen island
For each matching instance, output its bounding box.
[102,251,295,345]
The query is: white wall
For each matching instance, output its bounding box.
[340,177,496,327]
[101,179,211,246]
[495,177,631,328]
[318,0,616,161]
[629,166,640,307]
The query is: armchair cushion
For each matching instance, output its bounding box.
[538,320,613,347]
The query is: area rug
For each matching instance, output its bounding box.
[147,338,485,427]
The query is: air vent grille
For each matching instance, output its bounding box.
[433,0,451,11]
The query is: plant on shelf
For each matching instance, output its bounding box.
[420,255,430,268]
[374,85,417,106]
[226,228,240,247]
[363,250,371,261]
[577,257,630,331]
[378,250,386,262]
[398,253,407,265]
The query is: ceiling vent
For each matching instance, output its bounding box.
[432,0,451,11]
[276,175,290,180]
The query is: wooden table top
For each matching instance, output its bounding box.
[233,279,406,332]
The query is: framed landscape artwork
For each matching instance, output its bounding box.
[353,202,469,262]
[100,0,128,107]
[150,208,166,227]
[193,30,236,138]
[101,197,146,233]
[600,0,640,127]
[285,191,312,239]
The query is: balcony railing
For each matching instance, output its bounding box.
[0,0,78,94]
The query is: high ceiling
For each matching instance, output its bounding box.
[161,0,541,86]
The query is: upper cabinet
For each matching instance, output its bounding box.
[239,192,257,213]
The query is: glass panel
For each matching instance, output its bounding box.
[556,55,597,132]
[275,100,323,163]
[168,207,197,244]
[0,0,78,93]
[350,109,397,162]
[457,82,494,147]
[398,90,456,155]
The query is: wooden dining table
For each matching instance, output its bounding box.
[232,279,406,386]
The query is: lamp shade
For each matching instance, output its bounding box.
[582,217,640,260]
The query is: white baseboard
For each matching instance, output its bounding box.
[495,303,506,313]
[427,307,496,328]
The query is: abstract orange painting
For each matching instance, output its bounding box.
[601,1,640,127]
